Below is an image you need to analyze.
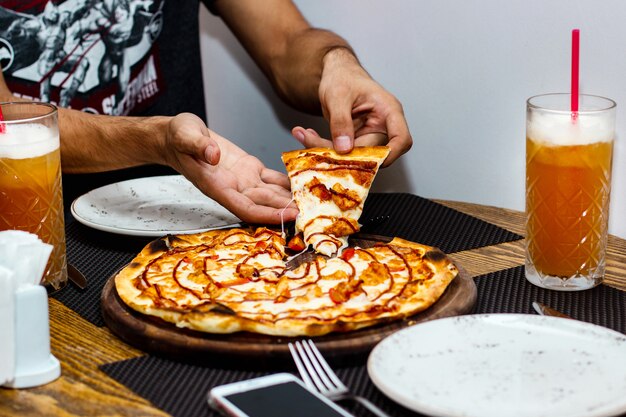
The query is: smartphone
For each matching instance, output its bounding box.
[208,373,354,417]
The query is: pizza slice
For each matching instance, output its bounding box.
[281,146,390,257]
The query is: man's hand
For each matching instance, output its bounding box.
[291,48,412,167]
[212,0,411,167]
[164,113,298,225]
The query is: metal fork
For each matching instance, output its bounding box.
[288,340,390,417]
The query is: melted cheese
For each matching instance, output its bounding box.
[138,228,416,321]
[291,170,367,235]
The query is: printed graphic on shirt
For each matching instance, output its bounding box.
[0,0,165,115]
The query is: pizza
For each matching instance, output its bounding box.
[114,226,459,337]
[114,146,458,337]
[281,146,389,257]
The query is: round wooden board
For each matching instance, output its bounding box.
[101,236,477,368]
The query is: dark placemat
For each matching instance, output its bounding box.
[474,265,626,333]
[100,356,420,417]
[53,193,521,326]
[99,266,626,417]
[101,357,267,417]
[361,193,522,254]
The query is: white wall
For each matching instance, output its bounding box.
[199,0,626,239]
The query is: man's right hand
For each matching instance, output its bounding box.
[163,113,298,225]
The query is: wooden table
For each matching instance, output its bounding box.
[1,200,625,417]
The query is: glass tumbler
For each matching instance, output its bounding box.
[0,102,67,289]
[525,93,616,291]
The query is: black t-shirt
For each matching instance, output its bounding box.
[0,0,217,206]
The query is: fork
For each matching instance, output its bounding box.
[288,340,391,417]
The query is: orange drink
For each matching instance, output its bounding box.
[0,103,67,289]
[525,94,615,290]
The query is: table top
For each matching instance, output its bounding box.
[2,197,625,417]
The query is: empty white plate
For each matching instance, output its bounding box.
[71,175,241,236]
[367,314,626,417]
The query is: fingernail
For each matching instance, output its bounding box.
[293,129,305,144]
[206,144,217,164]
[335,135,352,152]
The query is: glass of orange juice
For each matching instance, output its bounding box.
[0,102,67,290]
[525,93,616,291]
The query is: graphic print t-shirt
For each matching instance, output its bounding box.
[0,0,170,116]
[0,0,214,208]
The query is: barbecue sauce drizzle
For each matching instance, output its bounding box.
[293,164,371,254]
[137,229,428,323]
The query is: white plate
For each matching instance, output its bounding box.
[71,175,241,237]
[367,314,626,417]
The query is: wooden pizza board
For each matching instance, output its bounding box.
[101,235,477,369]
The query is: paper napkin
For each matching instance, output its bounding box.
[0,230,52,288]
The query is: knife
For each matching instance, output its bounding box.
[68,264,88,290]
[532,301,574,319]
[284,215,390,270]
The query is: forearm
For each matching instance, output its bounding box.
[57,109,170,174]
[0,69,170,173]
[214,0,360,114]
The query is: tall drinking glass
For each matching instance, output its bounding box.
[0,102,67,289]
[525,94,616,291]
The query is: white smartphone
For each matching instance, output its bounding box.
[208,373,354,417]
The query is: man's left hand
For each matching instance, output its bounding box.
[291,47,412,167]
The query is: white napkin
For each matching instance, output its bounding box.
[0,230,52,288]
[0,265,15,385]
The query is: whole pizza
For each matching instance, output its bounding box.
[114,147,459,337]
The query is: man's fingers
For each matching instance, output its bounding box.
[260,168,291,190]
[242,187,294,210]
[222,189,298,224]
[238,203,298,224]
[169,113,221,165]
[329,110,355,154]
[353,132,389,147]
[291,126,331,149]
[186,132,219,165]
[292,126,306,145]
[250,206,298,224]
[382,113,413,167]
[204,142,220,165]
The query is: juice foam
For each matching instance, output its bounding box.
[0,123,59,159]
[527,111,614,146]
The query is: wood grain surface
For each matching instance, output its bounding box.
[436,200,626,292]
[2,199,625,417]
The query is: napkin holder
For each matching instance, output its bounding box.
[3,284,61,388]
[0,266,15,386]
[0,231,61,389]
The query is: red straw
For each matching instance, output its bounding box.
[0,105,5,134]
[571,29,580,117]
